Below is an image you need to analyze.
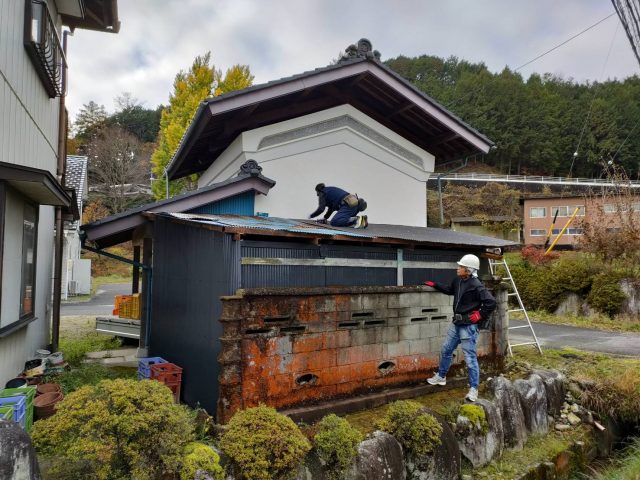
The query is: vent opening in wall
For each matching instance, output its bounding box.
[364,319,385,326]
[264,315,292,323]
[245,328,272,335]
[432,315,448,321]
[410,317,428,323]
[338,321,360,328]
[422,307,439,313]
[296,373,319,386]
[378,361,396,374]
[352,311,374,318]
[280,325,306,334]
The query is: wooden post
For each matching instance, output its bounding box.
[132,246,140,294]
[139,238,152,350]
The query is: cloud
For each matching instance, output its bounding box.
[65,0,638,123]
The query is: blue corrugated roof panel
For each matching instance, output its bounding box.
[170,213,371,238]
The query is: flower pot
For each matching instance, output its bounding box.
[34,391,63,420]
[36,383,61,395]
[5,378,27,389]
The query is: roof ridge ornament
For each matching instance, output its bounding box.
[339,38,381,63]
[239,160,263,177]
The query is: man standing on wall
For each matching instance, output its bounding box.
[423,254,496,402]
[309,183,368,228]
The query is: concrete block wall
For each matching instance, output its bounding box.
[217,285,507,423]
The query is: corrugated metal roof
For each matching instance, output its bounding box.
[165,213,514,248]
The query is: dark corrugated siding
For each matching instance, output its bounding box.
[150,216,240,413]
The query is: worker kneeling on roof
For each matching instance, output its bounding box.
[423,254,496,403]
[309,183,368,229]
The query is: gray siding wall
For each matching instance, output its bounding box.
[150,217,240,413]
[0,0,61,384]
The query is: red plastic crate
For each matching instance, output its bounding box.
[150,363,182,383]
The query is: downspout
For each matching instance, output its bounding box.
[52,30,72,351]
[437,157,469,226]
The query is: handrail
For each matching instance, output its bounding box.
[433,172,640,188]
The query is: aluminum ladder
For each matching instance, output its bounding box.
[489,257,543,355]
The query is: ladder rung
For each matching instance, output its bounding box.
[508,308,524,312]
[510,342,540,347]
[508,325,532,330]
[507,293,519,296]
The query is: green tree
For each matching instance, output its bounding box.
[151,53,253,199]
[110,92,162,143]
[73,100,108,146]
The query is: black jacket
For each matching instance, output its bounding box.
[431,276,496,325]
[309,186,349,219]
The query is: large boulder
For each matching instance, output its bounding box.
[455,399,503,468]
[533,369,566,417]
[514,374,549,435]
[345,431,405,480]
[405,409,460,480]
[487,376,527,450]
[0,419,41,480]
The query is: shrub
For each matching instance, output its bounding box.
[458,404,488,434]
[314,414,363,479]
[180,442,224,480]
[376,400,443,457]
[219,405,311,480]
[588,271,627,317]
[32,379,194,480]
[59,334,122,366]
[44,363,136,394]
[520,245,558,265]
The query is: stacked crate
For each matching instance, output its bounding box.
[117,294,141,319]
[150,363,182,403]
[1,386,35,432]
[0,405,14,421]
[0,395,26,429]
[137,357,167,380]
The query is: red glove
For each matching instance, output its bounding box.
[469,310,482,323]
[424,281,435,287]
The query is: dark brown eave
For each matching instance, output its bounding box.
[81,174,274,249]
[0,161,71,207]
[167,59,494,180]
[60,0,120,33]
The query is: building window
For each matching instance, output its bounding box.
[20,204,37,318]
[551,205,585,217]
[530,207,546,218]
[551,229,560,235]
[551,206,568,217]
[530,229,546,236]
[566,228,583,235]
[23,0,66,98]
[604,204,616,214]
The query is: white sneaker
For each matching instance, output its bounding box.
[427,373,446,386]
[465,387,478,402]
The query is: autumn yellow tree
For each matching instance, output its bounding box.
[151,53,254,199]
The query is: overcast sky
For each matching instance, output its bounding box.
[65,0,638,123]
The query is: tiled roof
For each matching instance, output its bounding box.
[64,155,88,228]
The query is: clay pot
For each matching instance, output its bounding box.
[34,391,64,420]
[37,383,61,395]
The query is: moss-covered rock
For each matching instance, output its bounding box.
[219,405,310,480]
[314,414,363,480]
[458,404,489,434]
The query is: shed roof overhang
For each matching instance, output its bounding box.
[59,0,120,33]
[167,58,494,180]
[0,161,72,207]
[81,173,275,249]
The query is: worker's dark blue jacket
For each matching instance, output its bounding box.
[309,186,349,219]
[431,276,496,325]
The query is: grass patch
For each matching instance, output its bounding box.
[587,437,640,479]
[44,363,136,395]
[465,427,592,478]
[59,334,122,366]
[512,310,640,334]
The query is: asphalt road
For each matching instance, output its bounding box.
[61,283,130,316]
[510,319,640,356]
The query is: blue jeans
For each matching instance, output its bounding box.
[331,205,359,227]
[438,323,480,388]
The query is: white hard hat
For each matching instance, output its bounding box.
[457,254,480,270]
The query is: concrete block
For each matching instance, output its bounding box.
[439,321,453,336]
[381,325,399,343]
[388,315,412,327]
[351,328,378,346]
[386,341,412,358]
[419,322,440,338]
[429,337,444,354]
[349,295,363,311]
[388,292,424,308]
[409,339,428,355]
[398,324,421,341]
[361,294,388,310]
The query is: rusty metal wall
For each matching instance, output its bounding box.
[150,216,240,413]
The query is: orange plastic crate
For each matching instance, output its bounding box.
[150,363,182,383]
[119,296,133,318]
[112,295,128,316]
[131,293,141,320]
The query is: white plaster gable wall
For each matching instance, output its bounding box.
[198,105,435,226]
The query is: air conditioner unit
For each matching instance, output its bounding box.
[68,280,78,296]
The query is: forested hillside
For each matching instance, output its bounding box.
[385,55,640,178]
